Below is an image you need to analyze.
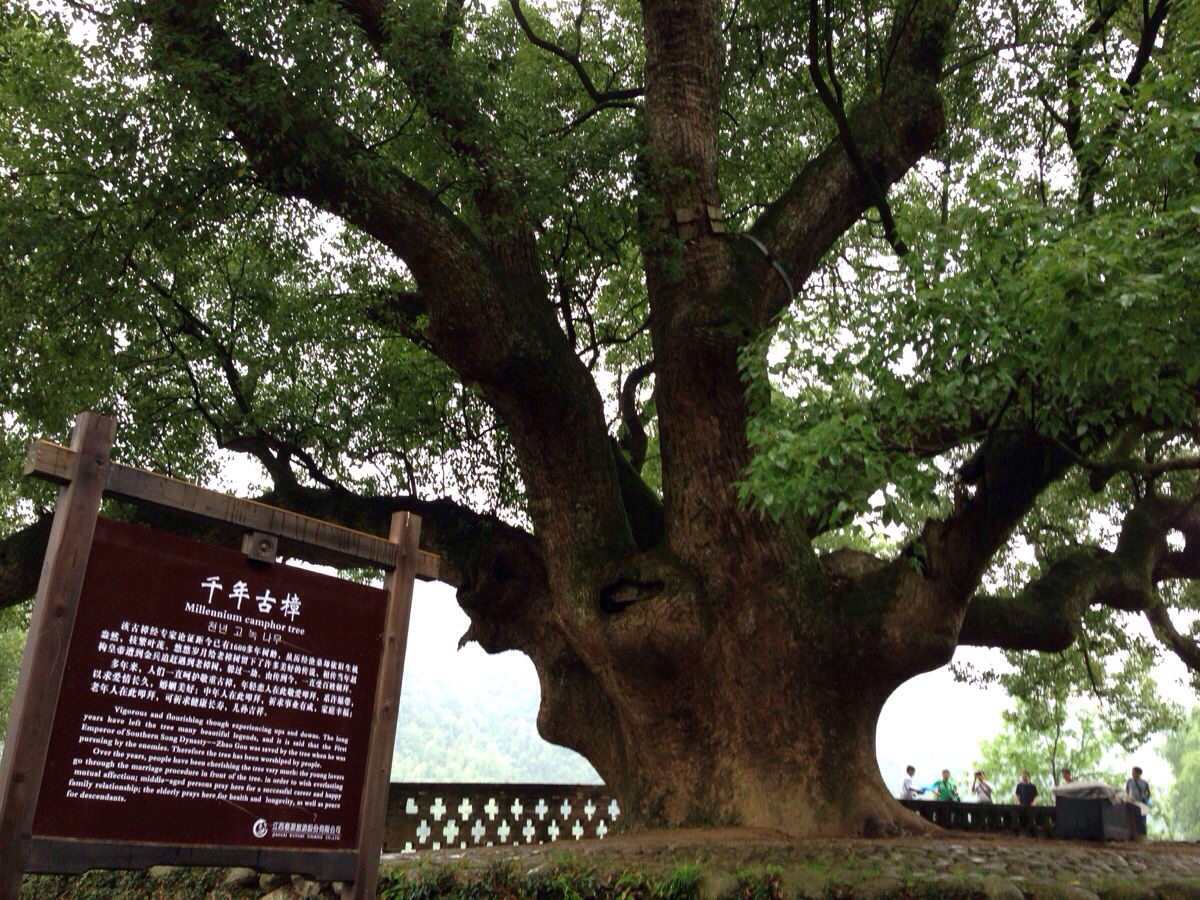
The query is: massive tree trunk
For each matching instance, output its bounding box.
[447,423,1084,834]
[541,604,925,835]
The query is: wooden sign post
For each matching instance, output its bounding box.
[0,413,114,900]
[0,412,436,900]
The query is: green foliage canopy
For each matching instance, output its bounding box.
[0,0,1198,825]
[1162,707,1200,839]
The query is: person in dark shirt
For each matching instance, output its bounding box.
[1014,770,1038,806]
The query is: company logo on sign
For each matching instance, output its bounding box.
[252,818,268,839]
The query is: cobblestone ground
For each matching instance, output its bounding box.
[380,828,1200,898]
[19,830,1200,898]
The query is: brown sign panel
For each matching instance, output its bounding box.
[32,517,387,851]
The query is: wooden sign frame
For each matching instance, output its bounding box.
[0,412,432,900]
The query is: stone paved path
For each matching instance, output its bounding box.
[381,827,1200,897]
[20,829,1200,898]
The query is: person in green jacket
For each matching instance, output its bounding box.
[932,769,960,802]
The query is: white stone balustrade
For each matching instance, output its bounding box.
[384,783,620,853]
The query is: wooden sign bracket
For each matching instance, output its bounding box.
[242,531,280,564]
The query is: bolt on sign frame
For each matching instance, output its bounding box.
[0,412,443,900]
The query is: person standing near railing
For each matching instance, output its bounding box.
[900,765,925,800]
[1126,766,1151,837]
[932,769,960,802]
[971,771,993,804]
[1014,770,1038,806]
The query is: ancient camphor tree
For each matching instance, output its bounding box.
[1,0,1198,834]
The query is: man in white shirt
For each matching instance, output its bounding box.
[900,765,924,800]
[1126,766,1151,836]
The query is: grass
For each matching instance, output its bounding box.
[18,846,1200,899]
[22,867,234,900]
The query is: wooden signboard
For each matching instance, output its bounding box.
[0,413,431,900]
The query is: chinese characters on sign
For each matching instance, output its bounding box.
[200,575,302,620]
[91,620,358,719]
[32,518,388,851]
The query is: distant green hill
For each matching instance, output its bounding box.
[390,656,600,784]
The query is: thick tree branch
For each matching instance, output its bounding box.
[846,429,1075,677]
[749,0,956,329]
[1062,0,1170,207]
[448,515,629,789]
[1124,0,1171,92]
[144,0,639,583]
[1145,602,1200,673]
[959,494,1198,656]
[142,0,498,314]
[617,360,654,474]
[325,0,387,47]
[639,0,722,211]
[1051,439,1200,493]
[0,514,53,613]
[960,553,1139,652]
[1155,530,1200,582]
[1063,0,1123,152]
[807,0,908,258]
[639,0,794,583]
[1078,0,1170,206]
[609,438,665,553]
[0,481,543,612]
[329,0,545,285]
[927,431,1076,597]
